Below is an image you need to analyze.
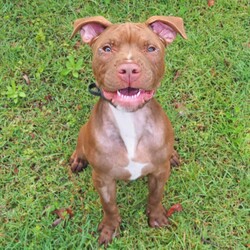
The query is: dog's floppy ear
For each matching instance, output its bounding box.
[146,16,187,44]
[70,16,112,44]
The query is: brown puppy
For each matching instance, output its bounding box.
[70,16,186,246]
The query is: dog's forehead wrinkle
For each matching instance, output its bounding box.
[109,23,150,44]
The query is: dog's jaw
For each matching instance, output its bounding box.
[102,87,155,111]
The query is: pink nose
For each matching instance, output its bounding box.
[117,63,141,83]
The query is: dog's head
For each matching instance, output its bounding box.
[71,16,187,111]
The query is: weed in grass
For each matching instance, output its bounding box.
[2,80,26,104]
[61,55,83,78]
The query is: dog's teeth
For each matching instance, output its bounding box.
[118,91,140,99]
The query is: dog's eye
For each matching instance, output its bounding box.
[147,46,156,52]
[103,45,112,52]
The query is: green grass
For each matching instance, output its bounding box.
[0,0,249,249]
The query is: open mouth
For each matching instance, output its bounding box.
[117,87,142,99]
[102,87,155,110]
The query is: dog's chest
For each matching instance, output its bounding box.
[110,105,149,180]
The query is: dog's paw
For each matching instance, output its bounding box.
[98,217,121,247]
[69,151,88,172]
[170,150,180,167]
[147,204,170,228]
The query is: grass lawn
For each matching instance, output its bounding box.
[0,0,249,249]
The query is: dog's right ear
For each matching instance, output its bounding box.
[70,16,112,44]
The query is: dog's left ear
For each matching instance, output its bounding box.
[146,16,187,44]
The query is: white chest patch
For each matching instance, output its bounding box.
[126,160,147,180]
[110,105,147,180]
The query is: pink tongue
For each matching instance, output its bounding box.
[119,87,139,96]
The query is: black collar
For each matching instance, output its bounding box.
[88,82,116,108]
[88,82,102,97]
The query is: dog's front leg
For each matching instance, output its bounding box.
[70,125,89,172]
[147,162,171,228]
[92,171,121,246]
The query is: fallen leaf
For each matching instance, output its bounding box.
[210,68,216,77]
[13,168,19,175]
[53,208,67,219]
[173,102,187,116]
[73,41,81,50]
[31,100,44,109]
[51,208,74,227]
[30,133,35,139]
[52,207,74,221]
[23,74,30,85]
[166,203,183,217]
[173,102,183,109]
[197,124,206,131]
[66,208,74,218]
[207,0,215,7]
[76,104,82,110]
[52,218,62,227]
[44,94,53,102]
[173,70,181,81]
